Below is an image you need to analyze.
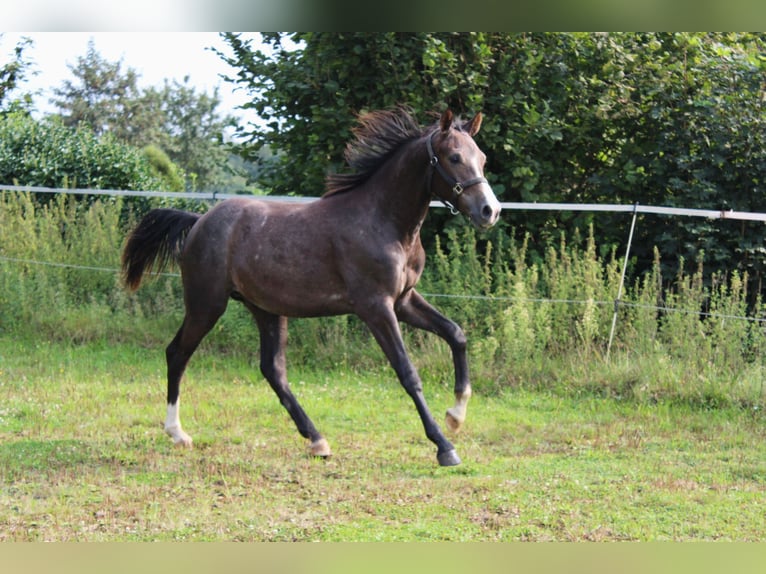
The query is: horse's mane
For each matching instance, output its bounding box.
[324,107,426,197]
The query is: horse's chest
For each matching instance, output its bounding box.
[402,246,426,289]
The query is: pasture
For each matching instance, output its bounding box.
[1,334,764,542]
[1,191,765,542]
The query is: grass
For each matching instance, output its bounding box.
[1,334,765,541]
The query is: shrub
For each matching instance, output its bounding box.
[142,145,185,192]
[0,112,173,193]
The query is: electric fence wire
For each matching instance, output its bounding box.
[1,255,763,325]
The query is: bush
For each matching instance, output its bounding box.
[0,112,174,193]
[419,221,765,407]
[141,145,185,192]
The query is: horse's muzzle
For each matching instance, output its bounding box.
[466,185,501,230]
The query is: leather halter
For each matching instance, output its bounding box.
[426,130,488,215]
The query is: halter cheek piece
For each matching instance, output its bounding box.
[426,130,488,216]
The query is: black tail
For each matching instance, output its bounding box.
[122,208,201,291]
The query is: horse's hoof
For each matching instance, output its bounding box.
[309,438,332,458]
[445,409,464,433]
[166,427,193,448]
[437,449,461,467]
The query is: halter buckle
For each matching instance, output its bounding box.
[443,201,460,216]
[452,182,463,196]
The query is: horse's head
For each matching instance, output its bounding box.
[427,109,501,230]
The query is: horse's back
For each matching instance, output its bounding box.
[182,197,351,317]
[184,197,311,255]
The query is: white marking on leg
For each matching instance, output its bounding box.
[164,400,193,447]
[445,387,472,433]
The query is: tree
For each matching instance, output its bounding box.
[217,32,766,296]
[0,34,35,112]
[215,32,494,196]
[150,77,237,191]
[50,41,239,192]
[50,38,145,137]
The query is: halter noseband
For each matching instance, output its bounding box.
[426,130,488,215]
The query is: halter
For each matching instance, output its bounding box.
[426,130,488,216]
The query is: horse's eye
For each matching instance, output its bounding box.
[449,154,461,164]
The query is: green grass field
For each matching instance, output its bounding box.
[1,334,764,541]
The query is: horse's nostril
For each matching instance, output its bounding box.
[482,204,494,220]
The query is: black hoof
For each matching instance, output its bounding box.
[437,449,462,467]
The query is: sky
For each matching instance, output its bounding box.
[1,32,263,127]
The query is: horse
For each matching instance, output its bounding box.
[121,107,501,466]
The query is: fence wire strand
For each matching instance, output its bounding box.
[2,255,762,325]
[0,255,180,278]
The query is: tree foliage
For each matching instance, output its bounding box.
[218,32,766,293]
[50,39,145,138]
[216,32,494,196]
[50,40,238,192]
[0,34,35,112]
[0,111,176,192]
[143,77,238,192]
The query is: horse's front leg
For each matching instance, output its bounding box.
[395,289,471,433]
[360,300,460,467]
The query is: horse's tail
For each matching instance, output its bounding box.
[122,208,201,291]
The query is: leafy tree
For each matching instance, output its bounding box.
[0,34,35,112]
[148,77,237,191]
[217,32,766,296]
[50,38,145,137]
[215,32,494,196]
[50,40,238,192]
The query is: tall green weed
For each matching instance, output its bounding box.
[1,193,763,408]
[420,222,764,407]
[0,192,184,340]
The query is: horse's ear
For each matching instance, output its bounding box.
[440,109,454,132]
[465,112,483,136]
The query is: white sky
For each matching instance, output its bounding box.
[1,32,263,127]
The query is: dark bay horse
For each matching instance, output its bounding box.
[122,107,501,466]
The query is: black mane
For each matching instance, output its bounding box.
[324,107,425,197]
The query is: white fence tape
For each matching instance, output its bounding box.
[2,184,766,222]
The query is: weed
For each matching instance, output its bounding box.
[2,191,765,405]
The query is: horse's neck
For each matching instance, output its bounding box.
[365,140,432,239]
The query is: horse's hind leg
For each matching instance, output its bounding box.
[249,306,330,458]
[164,297,228,447]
